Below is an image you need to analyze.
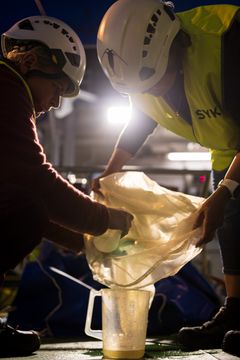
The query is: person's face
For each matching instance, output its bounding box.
[27,75,70,115]
[144,37,182,97]
[20,52,72,115]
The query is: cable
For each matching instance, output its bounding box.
[34,0,47,16]
[35,258,63,337]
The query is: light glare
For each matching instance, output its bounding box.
[107,106,132,125]
[68,174,77,184]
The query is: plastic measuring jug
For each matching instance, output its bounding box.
[85,288,151,359]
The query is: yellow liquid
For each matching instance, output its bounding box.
[103,349,144,359]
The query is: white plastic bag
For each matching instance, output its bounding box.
[84,172,204,289]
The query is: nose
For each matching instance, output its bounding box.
[51,94,61,109]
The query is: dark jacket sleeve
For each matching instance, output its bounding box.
[0,66,109,236]
[44,221,84,252]
[116,107,157,155]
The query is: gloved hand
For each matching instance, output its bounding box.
[107,207,134,238]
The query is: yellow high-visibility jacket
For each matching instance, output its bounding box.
[131,5,240,171]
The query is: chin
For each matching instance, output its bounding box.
[36,111,45,118]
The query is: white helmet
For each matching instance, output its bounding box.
[97,0,180,94]
[1,16,86,97]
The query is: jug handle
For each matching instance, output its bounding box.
[85,289,102,340]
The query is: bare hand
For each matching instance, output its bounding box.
[107,207,134,237]
[194,187,230,247]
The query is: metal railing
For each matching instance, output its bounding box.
[56,165,211,198]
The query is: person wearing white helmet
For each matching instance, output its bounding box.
[1,15,86,97]
[93,0,240,356]
[0,15,133,356]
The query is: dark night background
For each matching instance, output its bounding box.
[1,0,240,45]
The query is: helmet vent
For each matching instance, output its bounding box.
[139,67,155,80]
[147,23,156,34]
[51,48,66,69]
[163,5,175,21]
[52,23,60,29]
[143,9,161,48]
[65,52,80,67]
[42,20,60,29]
[144,37,151,45]
[36,19,60,30]
[61,29,77,47]
[18,19,34,31]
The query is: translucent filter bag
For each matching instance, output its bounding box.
[84,172,204,289]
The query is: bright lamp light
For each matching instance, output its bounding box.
[167,152,211,161]
[107,106,132,125]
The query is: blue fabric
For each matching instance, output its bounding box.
[8,242,103,337]
[8,242,220,336]
[148,262,220,335]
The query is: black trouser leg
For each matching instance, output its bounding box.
[0,186,48,276]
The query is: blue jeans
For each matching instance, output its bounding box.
[213,169,240,275]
